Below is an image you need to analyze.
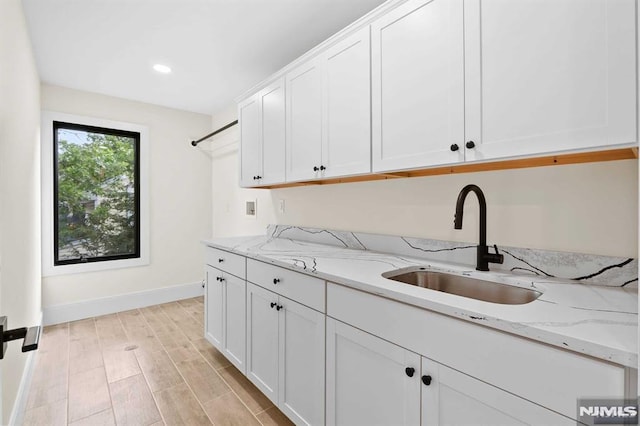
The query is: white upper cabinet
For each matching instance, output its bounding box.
[372,0,465,172]
[240,0,638,182]
[239,78,286,187]
[287,28,372,182]
[322,26,372,178]
[286,59,324,182]
[239,96,262,186]
[464,0,637,161]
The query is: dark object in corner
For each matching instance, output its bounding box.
[191,120,238,146]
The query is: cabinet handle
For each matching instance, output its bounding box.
[405,367,415,377]
[320,165,326,171]
[465,140,476,149]
[218,258,224,263]
[217,277,225,282]
[313,166,319,172]
[422,375,432,386]
[256,175,262,179]
[450,144,459,152]
[273,278,280,284]
[276,305,283,311]
[270,302,277,308]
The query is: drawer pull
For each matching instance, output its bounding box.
[405,367,415,377]
[273,278,281,284]
[218,258,224,263]
[276,305,283,311]
[422,375,432,386]
[270,302,277,308]
[216,276,225,282]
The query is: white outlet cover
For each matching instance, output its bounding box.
[245,200,257,218]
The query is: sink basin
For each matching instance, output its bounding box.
[382,267,541,305]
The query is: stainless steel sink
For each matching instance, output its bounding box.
[382,267,541,305]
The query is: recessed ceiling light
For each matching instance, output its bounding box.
[153,64,171,74]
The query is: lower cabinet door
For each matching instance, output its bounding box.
[326,318,421,426]
[246,282,280,403]
[205,265,224,350]
[421,358,574,426]
[278,297,325,425]
[223,273,246,374]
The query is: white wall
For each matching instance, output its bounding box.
[0,1,42,423]
[211,107,638,258]
[41,85,212,307]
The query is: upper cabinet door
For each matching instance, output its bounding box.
[321,26,372,178]
[260,79,286,185]
[238,96,262,187]
[371,0,465,172]
[464,0,638,162]
[286,59,323,182]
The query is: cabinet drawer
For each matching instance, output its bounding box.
[205,246,246,279]
[327,282,626,421]
[247,259,325,312]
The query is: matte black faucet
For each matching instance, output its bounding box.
[454,184,504,271]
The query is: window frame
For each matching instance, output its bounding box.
[52,121,141,266]
[42,111,150,276]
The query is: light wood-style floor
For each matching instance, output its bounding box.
[22,297,294,426]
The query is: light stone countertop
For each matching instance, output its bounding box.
[203,234,638,368]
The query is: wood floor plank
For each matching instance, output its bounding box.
[190,338,231,370]
[95,314,129,348]
[109,374,162,425]
[203,393,261,426]
[219,366,274,414]
[22,399,67,426]
[68,366,111,422]
[69,408,116,426]
[174,356,231,404]
[165,341,201,364]
[256,407,296,426]
[69,319,97,340]
[103,342,141,383]
[135,348,184,392]
[69,337,104,375]
[154,382,212,425]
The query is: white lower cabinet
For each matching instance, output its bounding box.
[246,282,325,425]
[326,318,420,426]
[421,359,574,426]
[326,318,573,426]
[204,265,246,373]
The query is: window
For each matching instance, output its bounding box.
[42,112,149,276]
[53,121,140,265]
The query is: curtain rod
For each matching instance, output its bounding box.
[190,120,238,146]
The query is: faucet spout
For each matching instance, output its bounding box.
[454,184,502,271]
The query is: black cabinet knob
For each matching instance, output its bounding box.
[216,276,224,282]
[405,367,415,377]
[313,166,319,172]
[422,375,432,386]
[218,258,224,263]
[253,176,257,180]
[270,302,277,308]
[450,144,459,152]
[320,165,326,171]
[273,278,280,284]
[465,141,475,149]
[256,175,262,179]
[276,305,283,311]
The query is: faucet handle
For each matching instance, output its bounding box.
[488,244,504,265]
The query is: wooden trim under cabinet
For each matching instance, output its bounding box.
[252,147,637,189]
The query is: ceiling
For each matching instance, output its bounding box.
[22,0,387,115]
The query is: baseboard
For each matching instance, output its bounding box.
[43,281,204,326]
[9,311,43,426]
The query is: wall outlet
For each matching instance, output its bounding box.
[245,200,257,218]
[278,199,285,214]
